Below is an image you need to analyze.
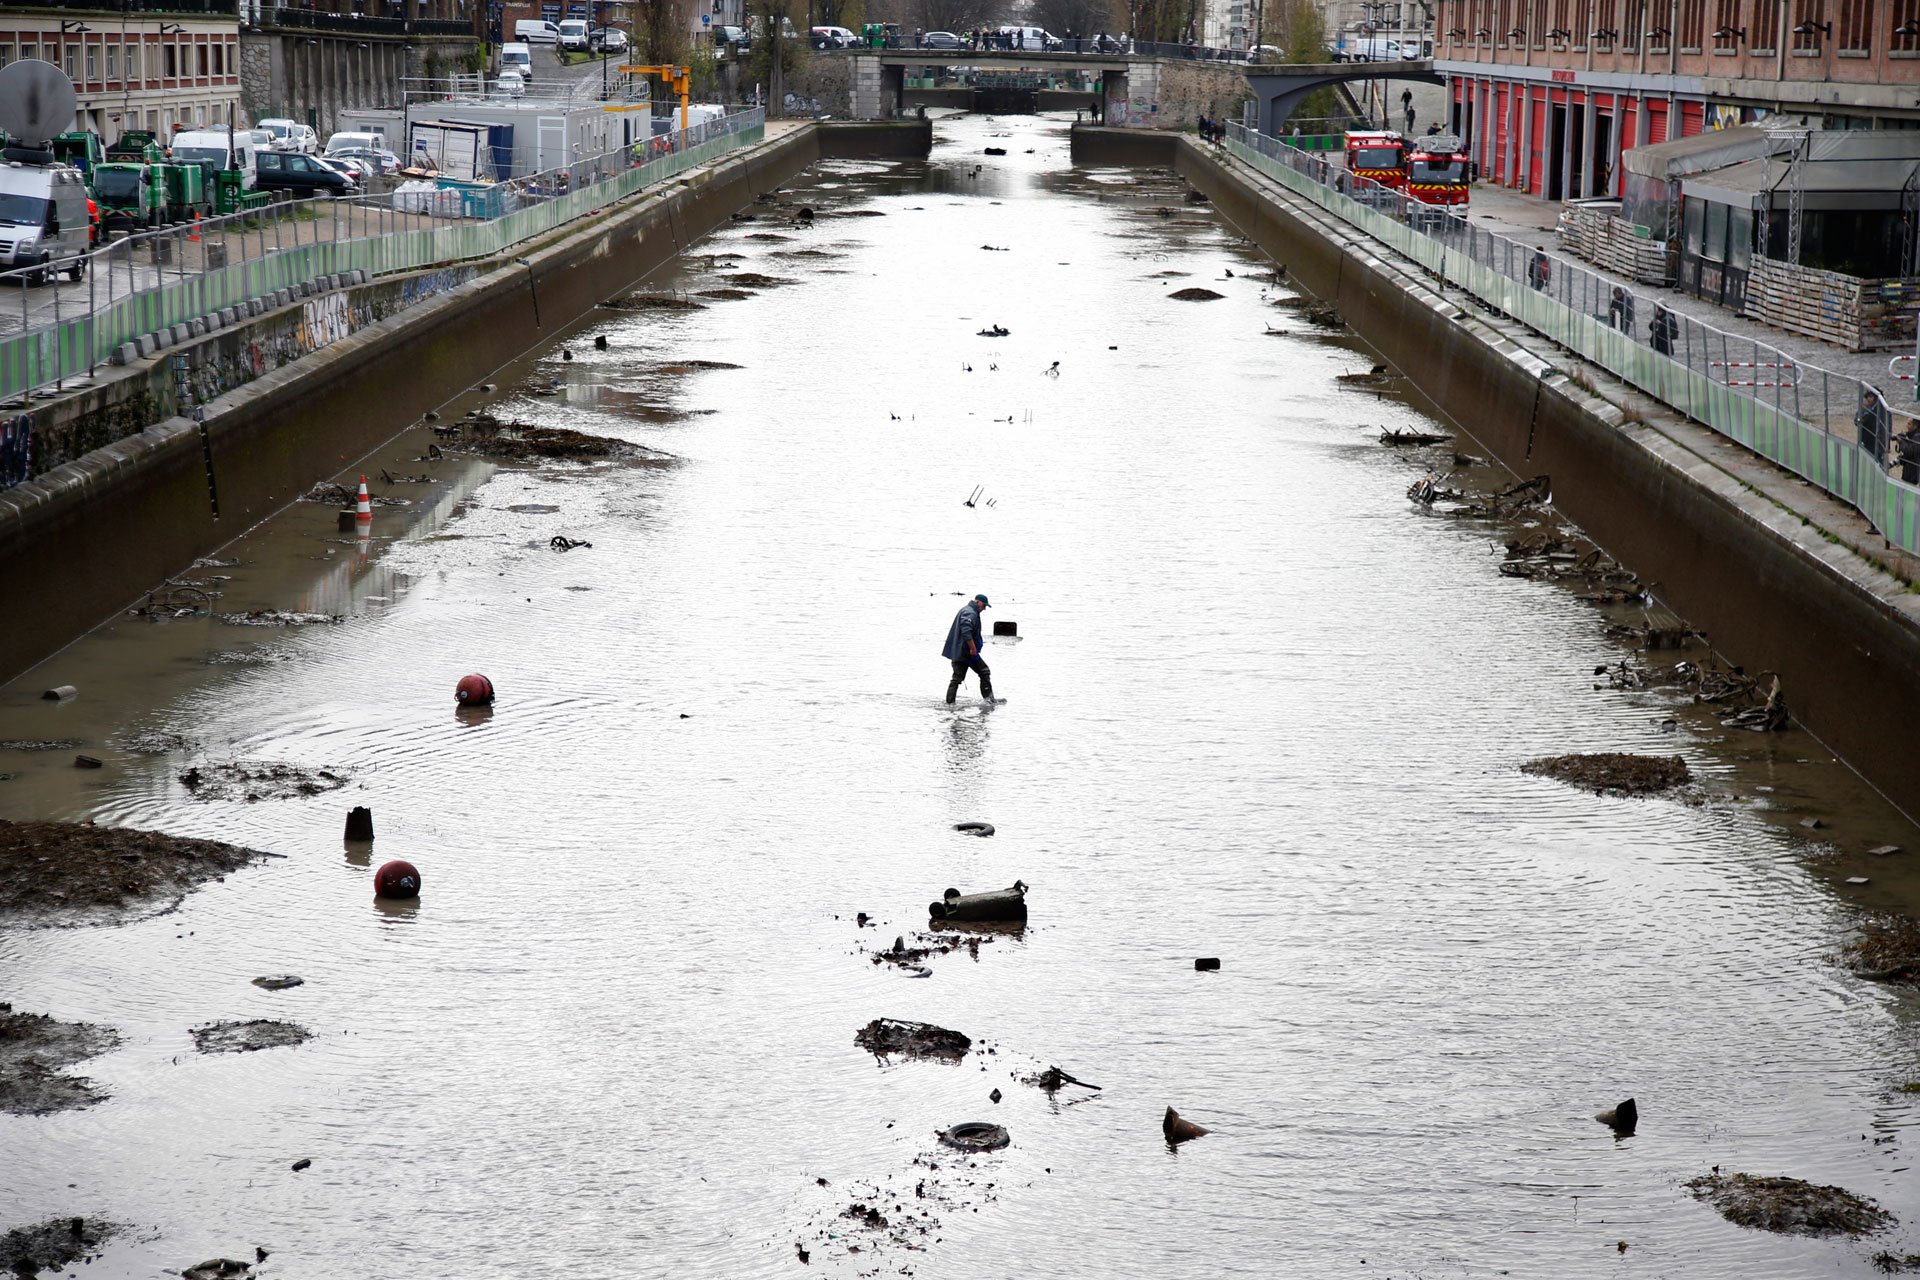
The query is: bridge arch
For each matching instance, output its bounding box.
[1244,61,1444,135]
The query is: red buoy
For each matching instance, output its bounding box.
[455,674,495,706]
[374,860,421,899]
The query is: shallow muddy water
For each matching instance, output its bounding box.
[5,113,1920,1279]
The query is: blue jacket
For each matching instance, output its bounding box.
[943,603,983,662]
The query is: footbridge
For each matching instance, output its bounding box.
[839,47,1245,123]
[1244,60,1443,134]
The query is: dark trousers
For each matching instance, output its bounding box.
[947,656,993,704]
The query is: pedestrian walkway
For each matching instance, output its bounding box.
[1221,123,1920,559]
[1465,184,1910,407]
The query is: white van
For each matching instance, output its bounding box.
[500,42,533,79]
[1352,36,1416,59]
[997,25,1054,49]
[0,161,92,283]
[170,127,259,188]
[324,130,385,156]
[515,18,560,42]
[557,18,590,50]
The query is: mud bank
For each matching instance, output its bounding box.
[1164,132,1920,819]
[0,122,931,688]
[0,817,270,926]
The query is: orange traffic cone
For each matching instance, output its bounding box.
[188,213,202,243]
[355,476,372,530]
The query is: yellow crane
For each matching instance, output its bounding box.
[618,64,691,133]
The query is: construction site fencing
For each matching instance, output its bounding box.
[0,109,765,407]
[1225,122,1920,556]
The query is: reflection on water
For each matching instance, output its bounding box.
[3,113,1920,1279]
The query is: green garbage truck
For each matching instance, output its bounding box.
[92,160,167,231]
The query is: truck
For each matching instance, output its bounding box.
[92,159,168,231]
[1344,129,1407,190]
[53,130,105,178]
[0,158,93,283]
[1405,133,1469,206]
[106,129,165,163]
[159,160,211,221]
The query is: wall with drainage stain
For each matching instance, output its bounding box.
[1172,134,1920,819]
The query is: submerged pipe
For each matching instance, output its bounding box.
[929,880,1027,922]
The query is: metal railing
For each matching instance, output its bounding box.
[1224,121,1920,556]
[838,35,1254,59]
[0,109,765,413]
[264,8,475,35]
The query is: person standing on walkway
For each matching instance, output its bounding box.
[943,594,996,706]
[1649,304,1678,355]
[1401,88,1414,134]
[1528,246,1551,291]
[1607,285,1635,334]
[1856,388,1892,469]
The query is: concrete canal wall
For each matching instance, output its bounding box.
[0,120,932,686]
[1154,130,1920,818]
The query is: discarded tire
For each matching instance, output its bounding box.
[954,821,995,837]
[991,620,1018,637]
[455,674,495,706]
[1194,957,1221,972]
[939,1121,1010,1152]
[373,859,421,899]
[930,880,1027,922]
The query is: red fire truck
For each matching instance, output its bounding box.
[1343,130,1407,189]
[1405,134,1470,206]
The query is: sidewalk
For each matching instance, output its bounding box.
[1465,183,1910,408]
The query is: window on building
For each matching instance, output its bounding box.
[1838,0,1873,48]
[86,45,97,80]
[0,44,12,69]
[106,44,117,80]
[1572,0,1591,43]
[164,43,177,77]
[1894,0,1919,47]
[1712,0,1741,45]
[1792,0,1828,48]
[1531,0,1548,44]
[64,42,77,78]
[212,44,223,74]
[127,42,141,80]
[1594,0,1616,41]
[21,44,40,65]
[1753,0,1779,47]
[197,44,208,76]
[1680,0,1705,46]
[1497,0,1512,43]
[1552,0,1570,38]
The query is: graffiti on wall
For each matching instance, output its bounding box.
[299,292,354,351]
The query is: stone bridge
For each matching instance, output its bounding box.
[839,49,1249,126]
[1244,60,1443,134]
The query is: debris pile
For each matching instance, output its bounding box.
[1378,427,1448,444]
[190,1020,312,1055]
[0,1011,121,1115]
[1520,752,1690,796]
[853,1018,971,1063]
[178,762,351,802]
[1840,912,1920,982]
[0,1218,121,1276]
[599,292,704,312]
[1686,1172,1893,1237]
[447,413,662,464]
[863,927,1000,976]
[217,610,342,627]
[1168,287,1224,301]
[0,818,266,924]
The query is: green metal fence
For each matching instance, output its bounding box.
[0,110,766,406]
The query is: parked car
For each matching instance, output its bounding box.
[557,19,590,51]
[711,24,750,56]
[312,155,367,186]
[809,25,856,47]
[997,24,1053,49]
[256,117,320,153]
[329,145,401,175]
[496,69,527,97]
[922,29,962,47]
[515,18,560,42]
[255,149,356,196]
[588,26,629,53]
[1351,36,1418,59]
[500,42,534,80]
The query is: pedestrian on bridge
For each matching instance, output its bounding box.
[943,594,997,706]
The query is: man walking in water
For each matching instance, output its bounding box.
[943,594,995,706]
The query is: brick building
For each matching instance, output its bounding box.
[1433,0,1920,200]
[0,10,243,144]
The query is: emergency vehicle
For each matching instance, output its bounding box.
[1405,134,1470,206]
[1344,130,1407,189]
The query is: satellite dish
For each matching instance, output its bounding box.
[0,61,78,148]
